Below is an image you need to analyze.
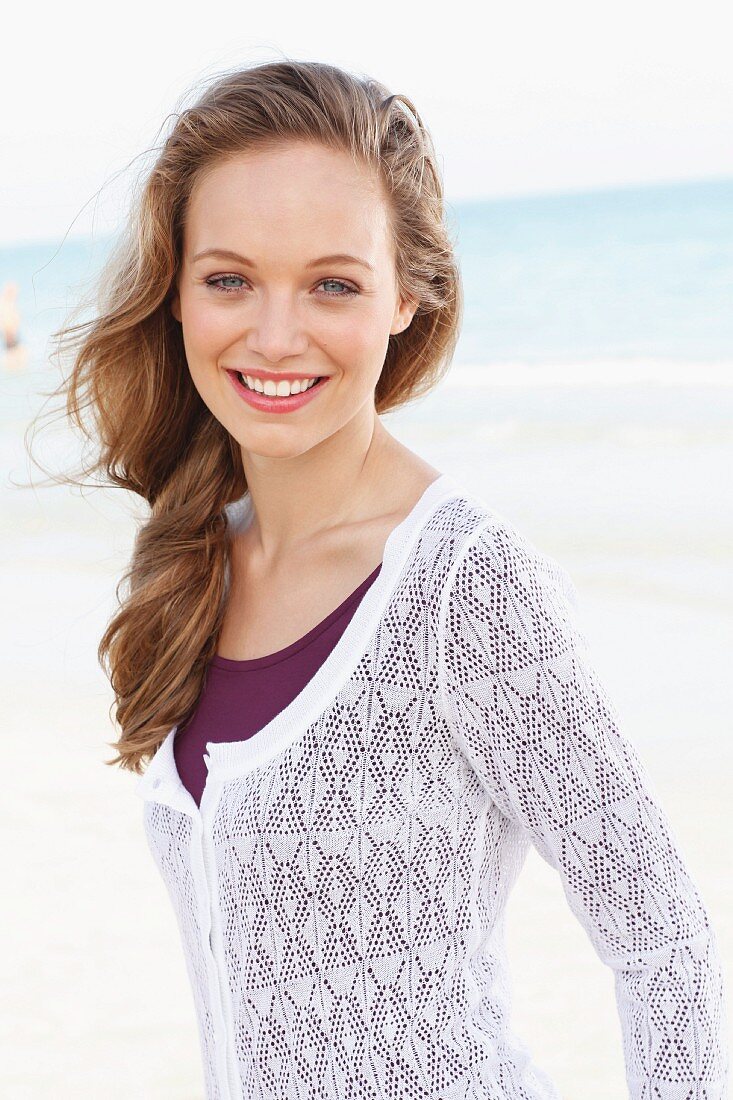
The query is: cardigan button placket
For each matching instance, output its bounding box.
[194,776,244,1100]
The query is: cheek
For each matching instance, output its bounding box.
[322,311,390,374]
[178,292,241,360]
[182,300,234,358]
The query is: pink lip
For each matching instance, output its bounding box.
[225,369,330,413]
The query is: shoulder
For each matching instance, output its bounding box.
[423,484,575,598]
[460,514,577,607]
[430,492,581,645]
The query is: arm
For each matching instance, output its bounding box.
[438,518,730,1099]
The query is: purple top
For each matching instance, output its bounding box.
[173,562,383,806]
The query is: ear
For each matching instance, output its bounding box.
[170,291,182,324]
[390,293,419,336]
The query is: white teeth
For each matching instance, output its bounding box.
[239,373,320,397]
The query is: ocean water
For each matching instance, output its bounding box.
[452,176,733,364]
[1,175,732,369]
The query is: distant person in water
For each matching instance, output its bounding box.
[0,282,21,348]
[1,281,28,370]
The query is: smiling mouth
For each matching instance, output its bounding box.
[228,370,326,397]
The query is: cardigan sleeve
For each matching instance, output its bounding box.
[438,519,730,1099]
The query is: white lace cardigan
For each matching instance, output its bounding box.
[135,471,729,1099]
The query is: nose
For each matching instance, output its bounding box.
[244,292,309,364]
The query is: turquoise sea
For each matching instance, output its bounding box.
[1,175,732,367]
[455,176,733,364]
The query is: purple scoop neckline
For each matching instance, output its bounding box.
[210,561,383,672]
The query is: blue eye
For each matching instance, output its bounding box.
[204,275,359,298]
[318,279,358,298]
[206,275,245,295]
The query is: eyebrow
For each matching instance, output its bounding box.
[191,247,375,273]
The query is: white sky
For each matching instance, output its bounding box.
[1,0,731,248]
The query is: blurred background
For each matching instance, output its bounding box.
[1,2,731,1097]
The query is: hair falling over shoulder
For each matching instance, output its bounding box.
[25,58,463,774]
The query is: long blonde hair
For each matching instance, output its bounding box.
[30,59,463,774]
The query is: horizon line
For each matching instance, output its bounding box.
[1,171,731,253]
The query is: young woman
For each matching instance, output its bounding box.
[54,60,728,1099]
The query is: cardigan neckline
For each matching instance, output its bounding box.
[135,470,464,815]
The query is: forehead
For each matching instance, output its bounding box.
[184,142,392,263]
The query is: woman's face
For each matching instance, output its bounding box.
[171,140,417,461]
